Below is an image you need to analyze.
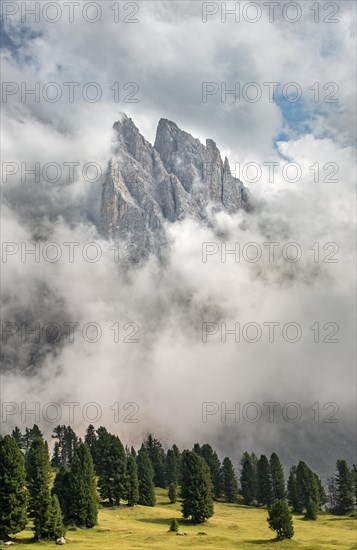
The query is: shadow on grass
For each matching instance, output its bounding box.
[245,539,291,545]
[137,517,199,526]
[99,502,128,509]
[326,517,356,522]
[295,515,353,523]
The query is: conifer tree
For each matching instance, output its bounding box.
[172,444,182,484]
[335,460,354,515]
[257,454,273,507]
[270,453,286,501]
[84,424,97,463]
[267,499,294,540]
[296,461,320,518]
[137,445,156,506]
[145,434,166,488]
[95,428,127,505]
[166,448,180,485]
[27,438,65,540]
[296,461,310,512]
[126,454,139,506]
[23,425,43,456]
[0,435,28,539]
[169,518,179,532]
[305,497,318,520]
[51,425,78,467]
[327,475,339,513]
[92,426,109,472]
[181,450,214,523]
[11,427,23,451]
[168,482,178,503]
[51,442,61,468]
[53,466,71,522]
[67,443,98,527]
[314,473,327,509]
[26,438,51,520]
[240,452,258,505]
[352,464,357,508]
[193,443,202,455]
[222,457,239,503]
[287,466,300,513]
[48,495,65,539]
[200,443,223,500]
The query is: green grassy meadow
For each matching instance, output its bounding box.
[8,489,357,550]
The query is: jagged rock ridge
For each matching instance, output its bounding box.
[100,115,249,256]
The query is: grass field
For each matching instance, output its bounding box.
[8,489,357,549]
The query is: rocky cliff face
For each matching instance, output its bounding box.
[100,115,249,257]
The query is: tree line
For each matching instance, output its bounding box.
[0,424,356,542]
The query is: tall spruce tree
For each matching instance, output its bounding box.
[296,461,320,518]
[26,438,50,504]
[193,443,202,456]
[222,457,239,503]
[166,447,180,485]
[287,466,300,513]
[126,454,139,506]
[92,426,109,473]
[305,468,320,519]
[53,466,71,522]
[137,445,156,506]
[145,435,166,488]
[173,444,182,484]
[48,495,65,540]
[67,443,98,527]
[0,435,28,539]
[168,482,178,503]
[84,424,97,463]
[95,428,127,505]
[181,450,214,523]
[23,425,43,456]
[327,475,339,513]
[257,454,273,507]
[270,453,286,501]
[314,473,327,509]
[51,442,61,468]
[26,438,50,519]
[335,460,354,515]
[51,425,78,467]
[26,438,64,540]
[200,443,223,500]
[305,497,318,520]
[11,427,23,451]
[352,464,357,509]
[240,452,258,505]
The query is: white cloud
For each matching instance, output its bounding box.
[1,1,356,472]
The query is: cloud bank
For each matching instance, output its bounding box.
[1,1,356,476]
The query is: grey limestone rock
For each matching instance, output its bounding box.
[100,115,249,258]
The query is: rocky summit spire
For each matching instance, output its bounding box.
[100,116,250,258]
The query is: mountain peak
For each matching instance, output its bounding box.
[101,115,249,258]
[157,118,179,130]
